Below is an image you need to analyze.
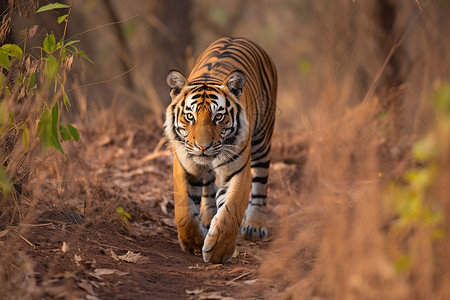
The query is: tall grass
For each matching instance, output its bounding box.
[261,1,450,299]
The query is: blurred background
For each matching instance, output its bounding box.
[2,0,450,299]
[14,0,447,131]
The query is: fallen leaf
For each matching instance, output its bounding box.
[61,242,70,253]
[243,279,258,285]
[74,254,82,265]
[197,291,236,300]
[186,288,206,295]
[0,229,10,238]
[106,248,120,261]
[78,280,96,295]
[88,268,129,279]
[118,251,150,264]
[93,268,129,276]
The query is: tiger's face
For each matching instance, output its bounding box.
[164,70,248,166]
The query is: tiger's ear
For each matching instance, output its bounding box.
[167,70,187,98]
[225,70,246,99]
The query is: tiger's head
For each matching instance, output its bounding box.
[164,70,248,166]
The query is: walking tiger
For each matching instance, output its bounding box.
[164,37,277,263]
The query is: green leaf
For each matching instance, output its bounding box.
[412,134,437,163]
[78,51,93,64]
[36,3,70,13]
[0,44,23,58]
[65,40,80,47]
[59,124,72,141]
[116,207,132,226]
[45,54,59,83]
[51,102,64,155]
[56,40,64,50]
[22,126,30,151]
[38,109,52,152]
[57,14,68,24]
[0,100,7,124]
[62,91,70,110]
[43,33,56,53]
[298,59,311,75]
[433,84,450,116]
[27,72,36,94]
[395,255,411,273]
[0,167,12,197]
[66,123,79,141]
[0,51,10,70]
[61,48,66,61]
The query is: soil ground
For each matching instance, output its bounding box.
[1,121,307,299]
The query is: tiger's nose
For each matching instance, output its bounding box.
[195,143,212,152]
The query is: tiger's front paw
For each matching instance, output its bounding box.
[177,218,207,255]
[240,210,268,241]
[240,222,268,241]
[202,226,237,264]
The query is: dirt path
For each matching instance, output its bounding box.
[22,211,265,299]
[1,123,305,299]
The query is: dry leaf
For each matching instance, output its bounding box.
[186,288,207,295]
[61,242,70,253]
[89,268,129,279]
[78,280,96,295]
[197,291,235,300]
[106,248,120,261]
[28,25,38,38]
[74,254,82,265]
[118,251,150,264]
[93,268,129,276]
[0,229,10,238]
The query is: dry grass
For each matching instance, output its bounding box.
[259,1,450,299]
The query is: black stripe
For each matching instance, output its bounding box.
[215,142,248,168]
[203,193,217,198]
[252,176,268,184]
[251,194,267,198]
[225,156,249,182]
[251,135,265,147]
[251,160,270,169]
[216,188,227,198]
[188,178,215,187]
[250,202,267,207]
[217,201,225,209]
[252,145,271,161]
[188,179,203,187]
[188,193,201,205]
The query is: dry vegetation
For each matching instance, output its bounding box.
[1,0,450,299]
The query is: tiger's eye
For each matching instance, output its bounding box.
[186,113,195,122]
[214,113,224,122]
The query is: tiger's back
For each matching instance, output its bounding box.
[165,37,277,263]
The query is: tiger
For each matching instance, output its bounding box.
[164,37,277,263]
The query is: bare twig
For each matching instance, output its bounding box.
[226,271,254,284]
[68,14,140,40]
[67,59,142,92]
[139,150,171,164]
[362,0,430,103]
[19,234,35,247]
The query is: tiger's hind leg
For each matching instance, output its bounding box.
[240,144,271,241]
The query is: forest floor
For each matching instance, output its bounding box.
[1,116,308,300]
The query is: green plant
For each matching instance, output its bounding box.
[0,1,91,197]
[384,83,449,273]
[116,207,132,226]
